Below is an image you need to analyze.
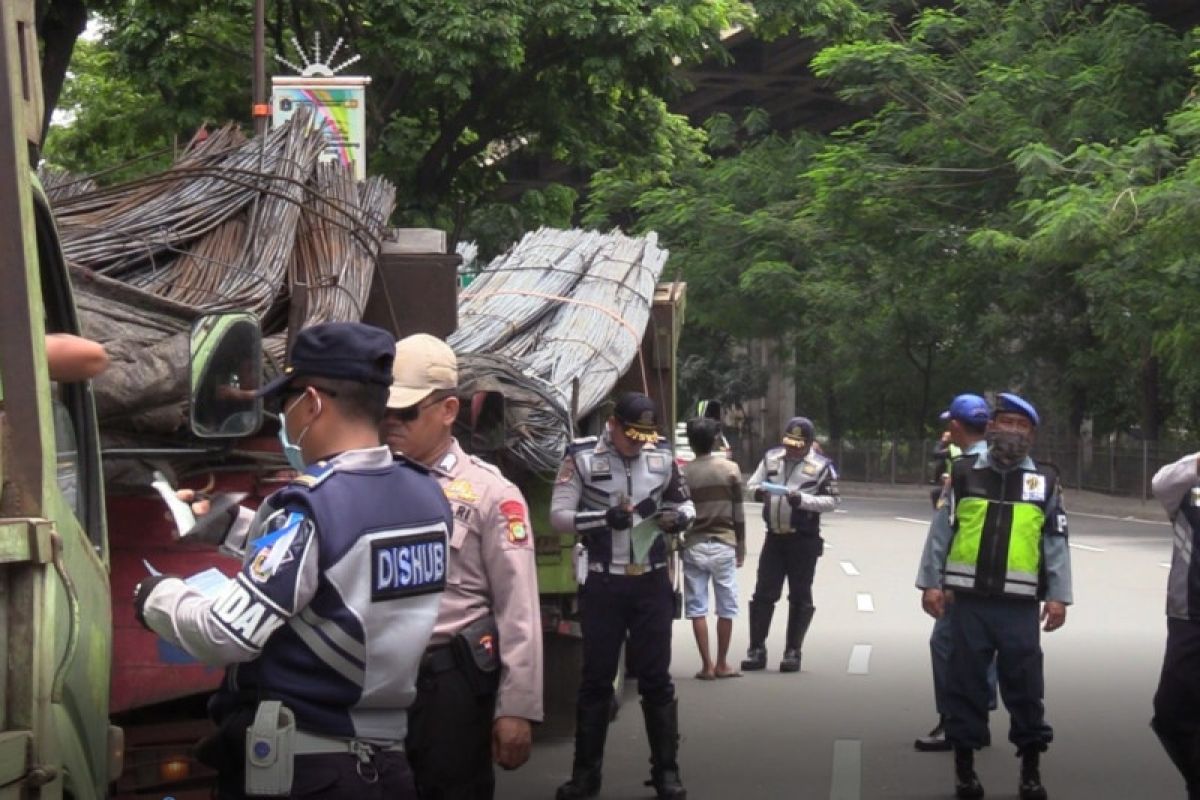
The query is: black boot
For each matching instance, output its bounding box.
[779,603,814,673]
[556,700,611,800]
[914,716,952,752]
[642,699,686,799]
[741,601,773,671]
[1018,748,1047,800]
[954,747,984,799]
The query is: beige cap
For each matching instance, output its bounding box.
[388,334,457,409]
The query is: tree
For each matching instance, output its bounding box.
[41,0,748,233]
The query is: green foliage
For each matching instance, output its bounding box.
[591,0,1200,439]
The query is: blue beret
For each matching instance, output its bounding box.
[994,392,1039,427]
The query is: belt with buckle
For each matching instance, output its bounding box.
[588,562,666,576]
[294,731,405,756]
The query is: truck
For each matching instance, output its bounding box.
[0,1,687,794]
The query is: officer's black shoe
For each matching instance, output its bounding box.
[914,719,952,752]
[556,701,610,800]
[741,645,767,671]
[1018,749,1047,800]
[642,699,687,799]
[954,747,984,799]
[779,648,801,673]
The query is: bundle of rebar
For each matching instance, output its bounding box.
[452,228,669,473]
[50,110,397,435]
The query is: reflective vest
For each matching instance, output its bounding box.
[944,458,1058,600]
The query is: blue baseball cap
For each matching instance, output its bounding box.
[994,392,1039,427]
[939,394,990,426]
[258,322,396,397]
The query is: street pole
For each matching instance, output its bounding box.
[253,0,267,137]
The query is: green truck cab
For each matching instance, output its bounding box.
[0,2,122,796]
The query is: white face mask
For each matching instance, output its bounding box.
[278,392,321,470]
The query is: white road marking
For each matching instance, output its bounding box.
[830,739,862,800]
[895,516,929,525]
[835,509,849,514]
[856,593,874,612]
[847,644,872,675]
[1069,542,1106,552]
[1068,510,1167,526]
[840,561,860,576]
[1160,562,1172,569]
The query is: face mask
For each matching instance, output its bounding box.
[987,429,1032,469]
[278,392,320,471]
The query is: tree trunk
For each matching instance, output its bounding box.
[36,0,88,143]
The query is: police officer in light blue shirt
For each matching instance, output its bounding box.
[135,322,452,800]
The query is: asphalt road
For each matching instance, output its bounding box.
[496,491,1181,800]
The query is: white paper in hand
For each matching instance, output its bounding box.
[151,471,196,537]
[185,567,231,599]
[759,481,790,496]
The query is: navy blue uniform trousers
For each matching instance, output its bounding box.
[579,569,675,708]
[931,607,998,717]
[1152,617,1200,796]
[944,593,1053,752]
[751,532,821,608]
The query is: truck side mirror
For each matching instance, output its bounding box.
[189,313,263,438]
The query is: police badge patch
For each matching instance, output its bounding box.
[500,499,529,545]
[1022,474,1046,502]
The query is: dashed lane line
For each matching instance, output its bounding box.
[847,644,872,675]
[1160,563,1171,569]
[830,739,862,800]
[856,593,874,612]
[1069,542,1106,552]
[840,561,860,576]
[1068,510,1167,526]
[895,516,929,525]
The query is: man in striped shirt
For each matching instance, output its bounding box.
[680,417,746,680]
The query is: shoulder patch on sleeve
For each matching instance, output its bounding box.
[556,456,578,485]
[499,498,530,545]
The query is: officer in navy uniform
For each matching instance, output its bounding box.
[134,322,452,800]
[551,393,695,800]
[916,393,1071,800]
[1150,452,1200,799]
[742,416,840,673]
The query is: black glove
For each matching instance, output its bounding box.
[605,506,634,530]
[787,491,804,509]
[133,574,174,631]
[753,488,765,503]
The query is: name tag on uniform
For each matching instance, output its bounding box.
[646,454,668,474]
[1022,474,1046,502]
[590,456,612,479]
[371,531,447,601]
[801,463,818,476]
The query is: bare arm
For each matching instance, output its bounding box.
[46,333,108,382]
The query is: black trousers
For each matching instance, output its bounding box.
[579,569,675,707]
[1153,617,1200,794]
[944,594,1052,751]
[406,652,498,800]
[750,532,822,608]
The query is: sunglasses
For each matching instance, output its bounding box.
[386,394,445,423]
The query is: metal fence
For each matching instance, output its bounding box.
[737,438,1200,500]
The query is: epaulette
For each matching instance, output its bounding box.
[468,454,516,486]
[654,436,672,451]
[290,460,336,489]
[764,445,787,458]
[1035,459,1061,479]
[567,436,599,455]
[394,452,436,476]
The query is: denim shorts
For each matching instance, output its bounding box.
[682,540,739,619]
